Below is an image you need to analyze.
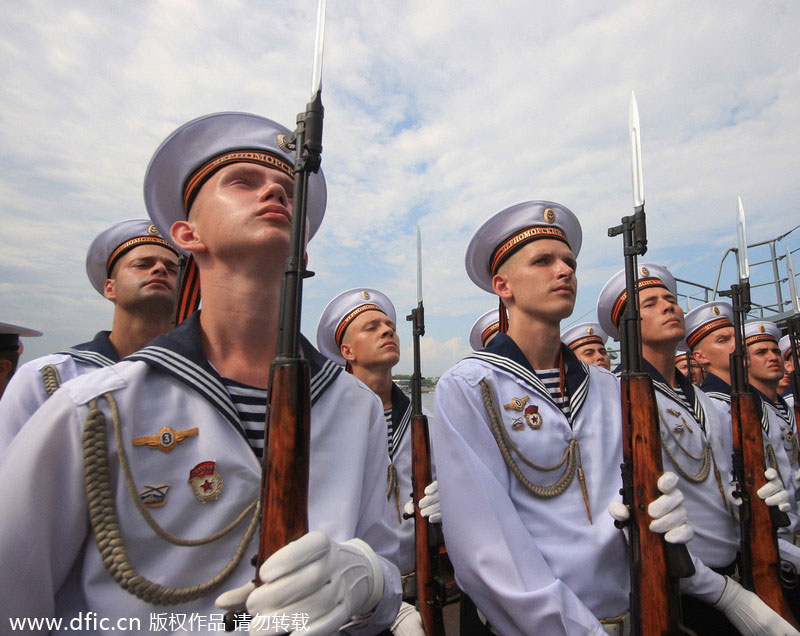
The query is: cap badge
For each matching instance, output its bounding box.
[543,208,556,224]
[188,461,223,502]
[524,404,543,430]
[360,290,371,300]
[759,325,766,333]
[712,306,720,315]
[133,426,199,453]
[587,326,594,335]
[639,266,649,277]
[147,224,160,236]
[504,396,530,411]
[276,133,293,153]
[139,483,170,508]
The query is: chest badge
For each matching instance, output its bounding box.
[504,396,530,411]
[188,460,223,502]
[525,404,543,430]
[133,426,199,453]
[511,416,524,431]
[139,483,170,508]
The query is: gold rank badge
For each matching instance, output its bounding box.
[133,426,198,453]
[504,396,530,411]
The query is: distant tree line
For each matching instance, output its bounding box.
[392,374,437,388]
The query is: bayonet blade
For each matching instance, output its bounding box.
[629,91,644,209]
[787,247,800,315]
[416,226,423,304]
[737,196,750,282]
[310,0,327,97]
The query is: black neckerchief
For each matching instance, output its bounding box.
[388,382,411,461]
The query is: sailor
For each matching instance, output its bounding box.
[598,267,797,634]
[0,112,400,635]
[560,322,611,370]
[0,219,179,456]
[687,304,799,485]
[318,287,439,635]
[0,321,42,399]
[744,322,800,484]
[432,200,694,636]
[469,309,501,351]
[781,334,798,411]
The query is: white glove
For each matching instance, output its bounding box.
[391,601,425,636]
[713,576,800,636]
[607,472,694,544]
[758,468,793,512]
[215,530,384,635]
[402,481,442,524]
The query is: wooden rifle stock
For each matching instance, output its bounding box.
[610,205,693,635]
[407,294,446,636]
[257,360,311,578]
[410,409,446,636]
[730,391,799,626]
[622,373,693,635]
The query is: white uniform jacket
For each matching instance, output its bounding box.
[432,333,629,636]
[386,383,436,578]
[643,361,740,569]
[0,331,118,459]
[387,383,415,577]
[0,314,400,635]
[702,373,799,511]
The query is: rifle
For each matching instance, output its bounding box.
[406,227,447,635]
[720,198,799,626]
[608,92,694,636]
[258,0,326,578]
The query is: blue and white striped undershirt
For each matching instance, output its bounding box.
[537,368,570,418]
[221,377,268,460]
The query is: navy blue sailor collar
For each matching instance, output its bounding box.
[639,357,707,432]
[468,332,591,421]
[57,330,119,368]
[701,372,731,401]
[700,372,775,432]
[748,383,793,427]
[127,313,342,433]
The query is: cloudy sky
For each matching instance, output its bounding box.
[2,1,799,376]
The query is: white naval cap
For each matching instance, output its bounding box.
[316,288,397,366]
[469,309,501,351]
[596,263,677,342]
[744,320,780,347]
[0,321,42,351]
[779,334,795,361]
[85,219,178,295]
[144,112,327,254]
[464,201,582,293]
[674,345,690,363]
[561,322,608,352]
[683,301,734,350]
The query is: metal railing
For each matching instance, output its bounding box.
[675,225,800,325]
